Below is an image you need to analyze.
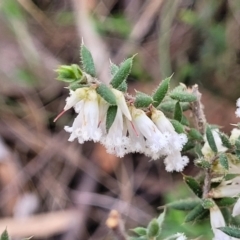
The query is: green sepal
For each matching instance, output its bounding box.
[206,125,218,153]
[180,114,190,126]
[116,80,128,92]
[169,119,185,133]
[219,132,232,149]
[106,106,118,132]
[218,226,240,238]
[96,84,117,105]
[152,75,171,108]
[219,153,229,170]
[188,128,204,141]
[110,61,119,76]
[183,175,202,198]
[56,65,83,83]
[131,227,147,236]
[194,158,211,169]
[182,140,195,152]
[69,83,89,91]
[159,100,190,112]
[184,204,205,223]
[202,198,215,209]
[0,230,9,240]
[174,101,182,122]
[80,44,96,77]
[166,199,201,211]
[134,92,153,108]
[169,91,197,102]
[147,219,160,238]
[215,197,237,207]
[110,55,135,89]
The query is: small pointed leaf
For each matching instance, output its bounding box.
[110,62,119,76]
[166,199,201,211]
[183,175,202,198]
[134,92,153,108]
[0,230,9,240]
[116,80,128,92]
[131,227,147,236]
[174,101,182,122]
[219,153,229,170]
[188,128,203,141]
[215,197,236,207]
[169,91,197,102]
[218,226,240,238]
[184,204,205,223]
[152,76,171,107]
[169,120,185,133]
[80,44,96,77]
[96,84,117,105]
[106,106,118,132]
[157,208,166,227]
[219,132,232,148]
[160,100,190,112]
[147,219,160,238]
[202,198,215,209]
[206,125,218,153]
[110,55,135,88]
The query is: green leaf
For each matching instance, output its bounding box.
[173,101,182,122]
[157,208,166,227]
[181,114,190,126]
[152,76,171,108]
[131,227,147,236]
[224,174,240,181]
[106,106,118,132]
[194,158,211,169]
[185,204,205,223]
[110,55,135,88]
[206,125,218,153]
[56,65,79,83]
[147,219,160,238]
[134,92,153,108]
[96,84,117,105]
[219,132,232,148]
[69,83,89,91]
[183,175,202,198]
[1,229,9,240]
[188,128,203,141]
[110,61,119,76]
[219,153,229,170]
[218,226,240,238]
[166,199,201,211]
[215,197,237,207]
[169,120,185,133]
[80,44,96,77]
[182,140,195,152]
[169,91,197,102]
[116,80,128,92]
[71,64,83,79]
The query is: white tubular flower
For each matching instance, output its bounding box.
[64,88,102,143]
[235,98,240,118]
[101,107,130,157]
[210,204,231,240]
[151,109,188,152]
[202,129,227,158]
[209,177,240,198]
[111,88,132,121]
[229,128,240,145]
[175,233,187,240]
[164,151,189,172]
[130,106,167,155]
[232,197,240,217]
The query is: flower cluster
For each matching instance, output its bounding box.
[57,86,188,172]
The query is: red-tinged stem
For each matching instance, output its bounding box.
[54,109,67,122]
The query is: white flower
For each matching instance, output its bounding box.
[229,128,240,145]
[175,233,187,240]
[210,204,231,240]
[130,106,167,156]
[209,177,240,198]
[202,129,227,158]
[151,109,189,172]
[235,98,240,118]
[64,88,102,143]
[232,197,240,217]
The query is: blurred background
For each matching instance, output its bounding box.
[0,0,240,239]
